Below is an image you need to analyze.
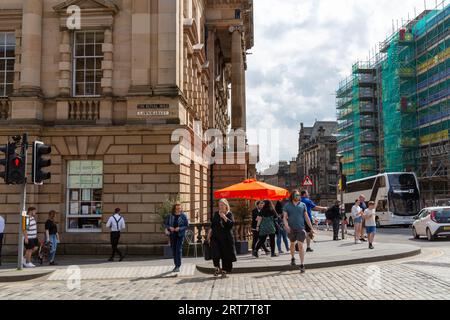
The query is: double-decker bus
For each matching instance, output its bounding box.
[341,173,420,227]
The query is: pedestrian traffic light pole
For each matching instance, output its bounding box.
[17,134,28,271]
[337,154,345,240]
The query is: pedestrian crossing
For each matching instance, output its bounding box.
[47,263,196,281]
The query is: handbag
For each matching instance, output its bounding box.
[203,241,212,261]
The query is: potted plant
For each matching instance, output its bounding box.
[157,196,180,259]
[233,200,251,255]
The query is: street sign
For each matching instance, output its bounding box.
[302,176,314,187]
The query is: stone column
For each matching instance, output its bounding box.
[11,0,43,121]
[19,0,43,95]
[207,29,216,129]
[229,25,244,130]
[129,0,151,93]
[13,29,22,94]
[242,59,247,131]
[58,30,71,97]
[101,28,114,96]
[99,28,114,124]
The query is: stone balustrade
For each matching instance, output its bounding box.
[189,220,252,243]
[68,99,100,121]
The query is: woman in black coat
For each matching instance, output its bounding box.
[207,198,237,277]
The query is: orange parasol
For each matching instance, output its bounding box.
[214,179,290,201]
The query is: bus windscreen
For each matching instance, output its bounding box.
[388,174,420,216]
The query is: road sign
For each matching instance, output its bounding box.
[302,176,314,187]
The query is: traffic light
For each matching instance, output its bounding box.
[1,142,26,185]
[0,143,10,183]
[8,152,26,184]
[32,141,52,185]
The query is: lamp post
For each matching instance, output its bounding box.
[337,153,345,240]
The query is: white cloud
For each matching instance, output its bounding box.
[247,0,433,170]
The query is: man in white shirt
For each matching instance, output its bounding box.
[24,207,39,268]
[106,208,126,262]
[0,214,4,266]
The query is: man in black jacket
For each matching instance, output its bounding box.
[251,201,269,254]
[326,201,342,241]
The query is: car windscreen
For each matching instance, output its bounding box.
[433,209,450,223]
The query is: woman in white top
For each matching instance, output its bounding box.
[351,199,363,244]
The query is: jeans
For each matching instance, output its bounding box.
[170,234,184,268]
[48,234,58,262]
[276,229,289,252]
[110,231,123,258]
[332,219,340,239]
[0,233,3,261]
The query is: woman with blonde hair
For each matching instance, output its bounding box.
[207,199,237,277]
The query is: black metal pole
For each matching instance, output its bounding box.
[210,162,214,222]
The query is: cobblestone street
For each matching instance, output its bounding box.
[1,248,449,300]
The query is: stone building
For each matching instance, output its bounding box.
[0,0,254,255]
[258,160,298,190]
[297,121,338,206]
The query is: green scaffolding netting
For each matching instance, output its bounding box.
[382,32,418,172]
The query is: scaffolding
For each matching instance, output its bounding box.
[413,1,450,201]
[381,27,418,173]
[336,0,448,199]
[336,61,379,181]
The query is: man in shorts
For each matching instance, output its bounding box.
[24,207,39,268]
[283,190,315,273]
[300,190,328,252]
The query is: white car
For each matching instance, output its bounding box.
[312,211,326,226]
[412,207,450,241]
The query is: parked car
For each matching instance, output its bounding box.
[412,207,450,241]
[312,211,327,226]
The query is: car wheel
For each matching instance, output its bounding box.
[426,228,436,241]
[412,227,419,239]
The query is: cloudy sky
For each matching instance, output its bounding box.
[246,0,436,171]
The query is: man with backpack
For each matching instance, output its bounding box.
[326,201,341,241]
[106,208,126,262]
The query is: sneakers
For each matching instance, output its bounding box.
[369,244,374,250]
[290,257,296,266]
[360,238,367,242]
[49,261,58,266]
[271,253,278,257]
[173,267,180,273]
[355,240,362,244]
[306,247,314,253]
[299,265,305,274]
[24,262,35,268]
[252,251,259,258]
